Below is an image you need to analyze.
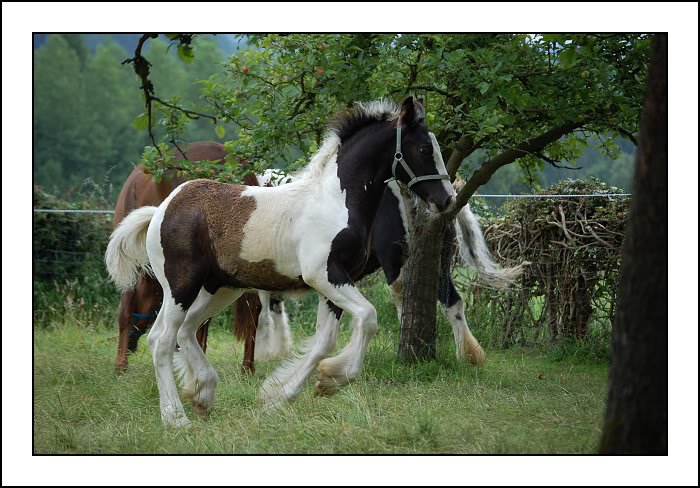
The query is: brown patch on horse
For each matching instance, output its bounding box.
[242,173,259,186]
[162,180,306,309]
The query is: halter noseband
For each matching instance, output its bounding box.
[385,127,450,188]
[129,302,162,337]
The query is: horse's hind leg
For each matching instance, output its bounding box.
[148,296,189,427]
[256,292,292,360]
[439,276,486,366]
[115,290,135,374]
[176,287,243,416]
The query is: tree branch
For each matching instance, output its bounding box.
[391,85,455,98]
[532,151,582,170]
[445,120,584,219]
[122,33,216,157]
[616,127,638,146]
[445,135,485,180]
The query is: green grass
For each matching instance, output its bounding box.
[33,281,609,454]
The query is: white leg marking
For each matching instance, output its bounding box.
[313,284,378,395]
[149,296,190,427]
[258,297,338,409]
[444,300,486,366]
[255,292,292,361]
[176,287,243,415]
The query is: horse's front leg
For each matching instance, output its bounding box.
[312,269,378,396]
[258,296,338,409]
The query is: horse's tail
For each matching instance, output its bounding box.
[234,292,262,342]
[105,206,157,291]
[454,203,529,289]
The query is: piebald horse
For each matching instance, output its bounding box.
[243,171,527,371]
[112,141,262,372]
[106,97,455,425]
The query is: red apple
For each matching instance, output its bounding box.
[241,66,249,73]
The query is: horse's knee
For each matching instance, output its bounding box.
[359,306,378,335]
[176,327,194,348]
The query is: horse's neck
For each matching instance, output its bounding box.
[333,129,395,233]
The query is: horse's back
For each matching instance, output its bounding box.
[158,180,307,299]
[113,142,230,229]
[114,165,185,229]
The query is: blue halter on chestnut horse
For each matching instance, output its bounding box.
[106,97,456,426]
[111,141,262,373]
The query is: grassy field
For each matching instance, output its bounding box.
[33,279,609,454]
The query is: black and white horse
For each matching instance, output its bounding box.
[106,97,455,425]
[251,172,527,367]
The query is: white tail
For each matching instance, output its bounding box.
[454,203,529,289]
[105,206,157,291]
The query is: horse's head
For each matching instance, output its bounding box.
[391,97,455,213]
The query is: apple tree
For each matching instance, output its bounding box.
[137,33,650,361]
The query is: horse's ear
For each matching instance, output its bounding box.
[398,96,417,128]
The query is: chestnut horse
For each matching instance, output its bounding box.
[112,141,261,373]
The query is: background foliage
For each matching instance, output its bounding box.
[33,34,643,206]
[33,34,236,201]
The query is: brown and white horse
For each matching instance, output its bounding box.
[111,141,261,373]
[106,97,455,425]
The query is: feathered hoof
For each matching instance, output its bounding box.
[192,401,210,417]
[161,412,191,428]
[314,378,339,397]
[468,345,487,366]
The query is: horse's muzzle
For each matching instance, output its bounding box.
[429,195,455,214]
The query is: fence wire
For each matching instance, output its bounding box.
[34,193,628,346]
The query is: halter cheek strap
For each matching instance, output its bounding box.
[385,127,450,188]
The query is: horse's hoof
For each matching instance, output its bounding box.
[162,414,190,428]
[192,403,210,417]
[240,362,255,375]
[114,362,128,376]
[468,346,487,366]
[314,380,338,397]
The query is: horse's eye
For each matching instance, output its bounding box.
[419,145,432,155]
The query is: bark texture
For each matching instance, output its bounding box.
[599,33,668,454]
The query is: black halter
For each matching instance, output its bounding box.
[385,127,450,188]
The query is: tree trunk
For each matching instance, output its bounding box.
[599,34,667,454]
[398,200,450,362]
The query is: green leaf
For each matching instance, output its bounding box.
[133,113,149,131]
[478,82,490,95]
[177,44,195,64]
[215,125,226,139]
[559,48,578,69]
